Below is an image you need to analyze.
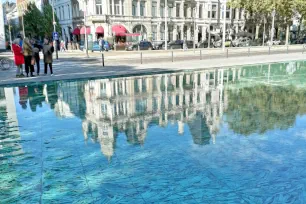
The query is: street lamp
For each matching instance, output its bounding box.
[21,11,25,38]
[7,18,12,51]
[208,1,212,49]
[84,0,89,57]
[164,0,168,50]
[193,7,196,53]
[271,9,276,45]
[52,0,58,59]
[222,0,227,51]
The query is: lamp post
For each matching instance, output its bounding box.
[21,11,25,38]
[208,1,212,49]
[7,18,12,51]
[222,0,227,51]
[84,0,89,57]
[52,0,58,59]
[193,7,196,53]
[262,17,266,46]
[164,0,168,50]
[271,9,275,45]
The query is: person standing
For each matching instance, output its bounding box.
[33,40,42,75]
[43,38,54,76]
[99,37,104,52]
[12,38,25,78]
[23,38,35,77]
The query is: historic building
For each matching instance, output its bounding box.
[53,0,246,42]
[80,67,245,159]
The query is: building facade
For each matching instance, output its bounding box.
[54,0,245,42]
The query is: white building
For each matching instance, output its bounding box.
[80,67,244,158]
[53,0,245,43]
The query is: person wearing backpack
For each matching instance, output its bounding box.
[43,38,54,76]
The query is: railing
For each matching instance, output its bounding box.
[100,44,306,66]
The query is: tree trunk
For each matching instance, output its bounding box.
[285,24,289,45]
[255,25,260,39]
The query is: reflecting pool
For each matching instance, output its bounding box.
[1,61,306,203]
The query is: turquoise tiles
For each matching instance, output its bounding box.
[1,61,306,203]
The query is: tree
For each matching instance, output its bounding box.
[23,3,45,38]
[293,0,306,37]
[22,3,61,39]
[42,4,61,38]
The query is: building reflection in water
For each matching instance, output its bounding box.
[81,68,240,159]
[12,61,306,159]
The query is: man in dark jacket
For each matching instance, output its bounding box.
[43,38,54,76]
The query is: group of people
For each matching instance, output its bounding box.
[12,34,55,78]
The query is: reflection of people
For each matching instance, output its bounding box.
[28,85,44,112]
[19,86,28,109]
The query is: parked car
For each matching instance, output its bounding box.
[152,41,166,50]
[126,41,153,51]
[163,40,196,50]
[80,41,112,52]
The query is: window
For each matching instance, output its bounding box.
[152,25,157,40]
[132,1,137,16]
[168,3,173,17]
[59,7,61,19]
[199,4,202,18]
[68,5,70,19]
[140,1,145,16]
[152,1,157,17]
[62,6,64,19]
[96,0,102,15]
[212,5,217,18]
[115,0,120,15]
[160,4,164,17]
[176,3,180,17]
[160,26,164,40]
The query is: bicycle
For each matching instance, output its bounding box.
[0,57,14,70]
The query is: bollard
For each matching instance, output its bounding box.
[269,46,271,55]
[287,46,289,54]
[248,47,250,57]
[226,49,229,58]
[172,51,174,62]
[140,52,143,64]
[102,53,105,67]
[200,50,202,60]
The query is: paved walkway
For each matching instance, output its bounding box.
[0,51,305,86]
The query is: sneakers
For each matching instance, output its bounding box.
[16,74,20,78]
[20,73,25,77]
[51,74,54,76]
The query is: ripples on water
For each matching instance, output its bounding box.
[1,61,306,203]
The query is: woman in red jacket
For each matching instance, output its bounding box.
[12,38,25,78]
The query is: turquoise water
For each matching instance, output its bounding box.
[1,61,306,203]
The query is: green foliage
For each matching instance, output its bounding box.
[23,3,44,38]
[22,3,61,39]
[226,85,306,136]
[42,4,61,38]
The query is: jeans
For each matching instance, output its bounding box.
[16,65,23,75]
[44,63,53,74]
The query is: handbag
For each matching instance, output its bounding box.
[31,57,36,65]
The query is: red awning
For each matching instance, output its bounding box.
[125,33,141,37]
[80,27,91,35]
[112,25,127,36]
[96,26,104,34]
[72,28,80,35]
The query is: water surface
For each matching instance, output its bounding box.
[1,61,306,203]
